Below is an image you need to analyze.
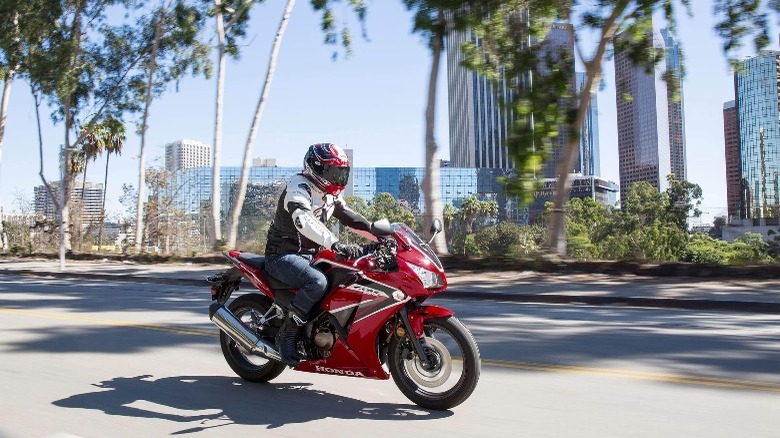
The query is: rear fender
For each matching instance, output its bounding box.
[406,305,454,338]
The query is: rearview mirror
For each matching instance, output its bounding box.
[430,218,443,234]
[427,218,443,245]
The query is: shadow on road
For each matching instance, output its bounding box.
[0,276,211,317]
[5,324,212,354]
[53,375,451,433]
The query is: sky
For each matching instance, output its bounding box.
[0,1,775,225]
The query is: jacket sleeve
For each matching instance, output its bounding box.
[332,194,372,232]
[284,179,339,249]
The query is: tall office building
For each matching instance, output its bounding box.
[734,51,780,219]
[614,27,671,203]
[538,24,577,178]
[661,28,687,180]
[576,72,601,176]
[165,139,212,173]
[446,11,523,169]
[723,100,741,220]
[446,15,577,176]
[34,181,104,222]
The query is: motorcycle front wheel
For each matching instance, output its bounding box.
[219,294,287,382]
[388,316,481,410]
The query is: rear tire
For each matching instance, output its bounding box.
[388,316,480,410]
[219,294,287,382]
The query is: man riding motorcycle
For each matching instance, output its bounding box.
[264,142,373,366]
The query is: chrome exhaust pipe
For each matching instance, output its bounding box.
[209,303,282,362]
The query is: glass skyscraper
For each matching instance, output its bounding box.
[661,28,687,181]
[576,72,601,176]
[614,27,672,204]
[723,100,741,220]
[734,51,780,219]
[445,11,523,169]
[446,15,578,177]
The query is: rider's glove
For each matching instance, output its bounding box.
[332,242,364,259]
[363,241,381,254]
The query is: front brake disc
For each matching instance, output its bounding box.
[404,337,452,389]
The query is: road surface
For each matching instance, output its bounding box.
[0,275,777,437]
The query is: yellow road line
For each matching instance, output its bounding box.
[3,306,779,393]
[481,359,780,393]
[0,307,214,337]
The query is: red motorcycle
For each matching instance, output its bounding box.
[208,219,480,410]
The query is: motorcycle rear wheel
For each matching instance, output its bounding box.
[388,316,480,410]
[219,294,287,382]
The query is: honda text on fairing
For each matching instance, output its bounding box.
[207,219,481,410]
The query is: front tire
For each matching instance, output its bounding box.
[388,316,480,410]
[219,294,287,382]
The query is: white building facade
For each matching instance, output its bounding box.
[165,139,212,173]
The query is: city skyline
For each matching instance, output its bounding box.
[0,1,772,225]
[170,164,618,227]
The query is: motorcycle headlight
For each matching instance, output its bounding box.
[408,263,444,289]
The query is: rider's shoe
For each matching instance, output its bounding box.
[276,309,306,367]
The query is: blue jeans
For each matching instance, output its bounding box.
[264,253,328,317]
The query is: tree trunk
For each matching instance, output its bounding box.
[97,153,110,251]
[211,3,227,249]
[0,67,13,252]
[546,7,626,256]
[60,126,74,269]
[0,10,19,187]
[421,9,448,255]
[33,88,59,212]
[135,12,165,252]
[58,0,88,269]
[0,66,14,182]
[225,0,295,249]
[76,160,89,251]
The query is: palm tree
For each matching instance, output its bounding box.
[79,129,106,201]
[76,128,106,250]
[79,117,126,252]
[96,118,126,251]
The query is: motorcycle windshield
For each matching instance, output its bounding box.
[392,223,443,270]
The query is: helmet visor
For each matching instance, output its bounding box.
[324,165,350,187]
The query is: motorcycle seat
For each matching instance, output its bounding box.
[236,252,296,290]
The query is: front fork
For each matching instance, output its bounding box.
[397,303,455,369]
[398,306,431,368]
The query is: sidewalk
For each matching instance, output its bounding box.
[2,259,779,313]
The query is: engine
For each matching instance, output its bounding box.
[314,327,335,350]
[307,318,337,359]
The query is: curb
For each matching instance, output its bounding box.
[8,253,780,279]
[4,268,780,314]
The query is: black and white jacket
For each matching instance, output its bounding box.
[265,173,371,256]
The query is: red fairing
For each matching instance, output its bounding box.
[226,252,275,297]
[394,230,448,294]
[295,252,424,379]
[407,305,454,337]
